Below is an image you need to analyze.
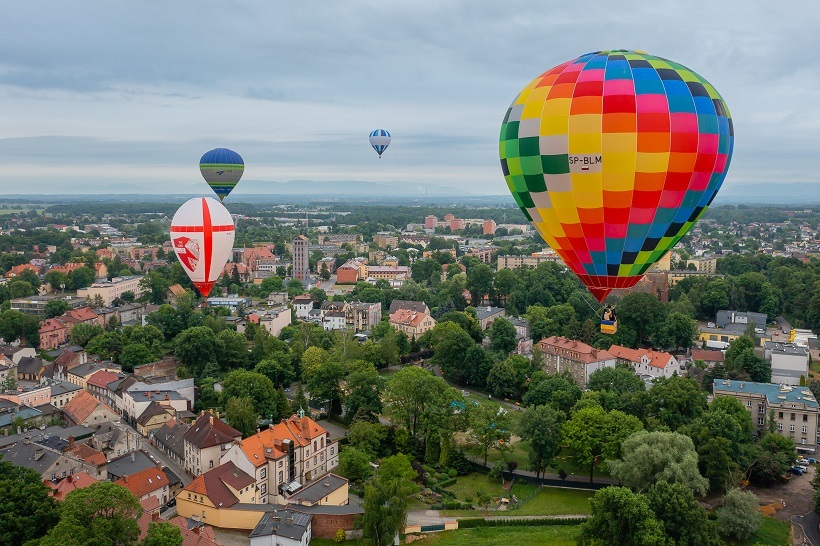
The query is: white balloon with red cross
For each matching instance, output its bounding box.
[170,197,235,298]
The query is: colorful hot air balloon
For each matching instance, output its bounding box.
[499,50,733,304]
[369,129,391,158]
[199,148,244,201]
[170,197,235,298]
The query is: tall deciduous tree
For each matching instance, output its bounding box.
[226,396,258,438]
[562,406,643,483]
[645,376,707,431]
[38,482,142,546]
[361,454,419,546]
[607,431,709,495]
[578,486,667,546]
[0,460,59,546]
[141,522,183,546]
[518,405,564,478]
[646,481,720,546]
[383,366,459,439]
[221,370,275,417]
[716,489,762,541]
[469,403,512,465]
[488,316,517,355]
[174,326,222,375]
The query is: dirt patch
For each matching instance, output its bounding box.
[747,464,815,521]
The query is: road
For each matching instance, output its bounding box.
[113,421,191,487]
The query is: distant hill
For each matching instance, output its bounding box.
[212,179,472,197]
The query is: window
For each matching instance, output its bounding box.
[758,406,765,414]
[261,483,266,494]
[314,456,317,466]
[261,468,266,479]
[330,447,334,455]
[321,453,324,462]
[278,471,283,482]
[779,412,784,419]
[758,418,765,426]
[778,423,783,431]
[278,461,283,468]
[791,413,796,420]
[790,424,795,432]
[746,400,752,407]
[803,438,807,445]
[804,414,809,421]
[314,440,317,450]
[209,461,214,469]
[803,426,808,434]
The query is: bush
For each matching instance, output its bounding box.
[437,477,457,488]
[558,469,568,480]
[448,469,458,478]
[716,489,762,541]
[334,528,346,543]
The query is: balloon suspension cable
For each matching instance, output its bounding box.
[584,294,603,319]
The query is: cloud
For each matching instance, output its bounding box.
[0,1,819,195]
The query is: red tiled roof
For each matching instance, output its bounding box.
[87,369,121,389]
[66,442,106,466]
[389,309,432,328]
[167,284,186,297]
[608,345,644,363]
[538,336,614,364]
[608,345,677,369]
[65,307,97,322]
[44,472,99,501]
[63,391,114,424]
[691,349,725,362]
[39,318,66,334]
[115,467,169,498]
[239,414,328,468]
[182,461,255,508]
[183,412,241,449]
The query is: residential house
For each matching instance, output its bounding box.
[136,401,175,436]
[152,418,189,467]
[335,262,361,284]
[67,362,120,390]
[17,357,52,382]
[220,413,340,505]
[123,390,190,427]
[249,510,312,546]
[389,309,436,338]
[292,295,314,321]
[713,379,819,453]
[0,346,36,365]
[475,306,506,330]
[608,346,683,379]
[0,382,51,408]
[62,391,119,429]
[166,284,186,305]
[176,461,257,528]
[183,411,242,477]
[63,438,108,479]
[691,349,725,367]
[86,369,123,403]
[45,472,99,501]
[5,264,39,279]
[255,307,292,337]
[536,336,616,387]
[50,381,83,409]
[115,466,171,505]
[345,302,382,333]
[39,319,68,350]
[106,450,158,481]
[53,350,87,382]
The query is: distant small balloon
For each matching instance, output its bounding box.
[369,129,391,158]
[200,148,244,202]
[170,197,235,298]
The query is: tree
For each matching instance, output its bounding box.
[254,355,295,388]
[523,372,582,413]
[748,432,795,486]
[347,421,387,457]
[562,406,643,482]
[432,322,476,384]
[339,446,373,483]
[174,326,222,376]
[716,489,762,541]
[260,275,284,293]
[383,366,459,440]
[302,348,345,415]
[654,312,698,350]
[226,396,258,438]
[44,299,70,318]
[0,310,41,346]
[646,481,719,546]
[38,482,142,546]
[68,266,96,290]
[221,370,276,416]
[488,316,517,355]
[518,404,564,478]
[141,521,183,546]
[469,403,512,465]
[361,454,419,546]
[139,271,171,304]
[119,343,155,373]
[216,329,248,369]
[0,460,59,546]
[86,332,125,362]
[645,376,707,431]
[578,486,667,546]
[607,431,708,495]
[587,366,645,396]
[615,292,667,346]
[344,363,385,420]
[69,322,105,347]
[287,278,304,297]
[466,263,494,305]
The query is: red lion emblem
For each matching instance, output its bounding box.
[173,236,199,272]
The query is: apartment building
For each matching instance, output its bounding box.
[536,336,616,387]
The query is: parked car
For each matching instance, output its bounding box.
[791,466,806,475]
[797,459,810,467]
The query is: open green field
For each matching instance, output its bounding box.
[407,525,580,546]
[444,472,507,501]
[737,516,791,546]
[510,487,592,516]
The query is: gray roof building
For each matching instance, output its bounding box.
[106,450,157,481]
[249,510,312,542]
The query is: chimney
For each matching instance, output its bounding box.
[68,436,75,449]
[192,526,201,535]
[151,511,159,522]
[131,452,135,462]
[210,415,214,425]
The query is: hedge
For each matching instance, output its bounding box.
[458,517,587,528]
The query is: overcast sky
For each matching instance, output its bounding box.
[0,1,818,197]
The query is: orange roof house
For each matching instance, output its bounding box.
[115,467,170,502]
[389,308,436,337]
[609,345,682,379]
[62,390,119,428]
[5,264,40,279]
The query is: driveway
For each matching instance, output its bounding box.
[748,465,815,522]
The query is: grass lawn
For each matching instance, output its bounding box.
[736,516,791,546]
[445,473,508,502]
[510,480,539,499]
[408,525,580,546]
[407,497,431,511]
[510,487,593,516]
